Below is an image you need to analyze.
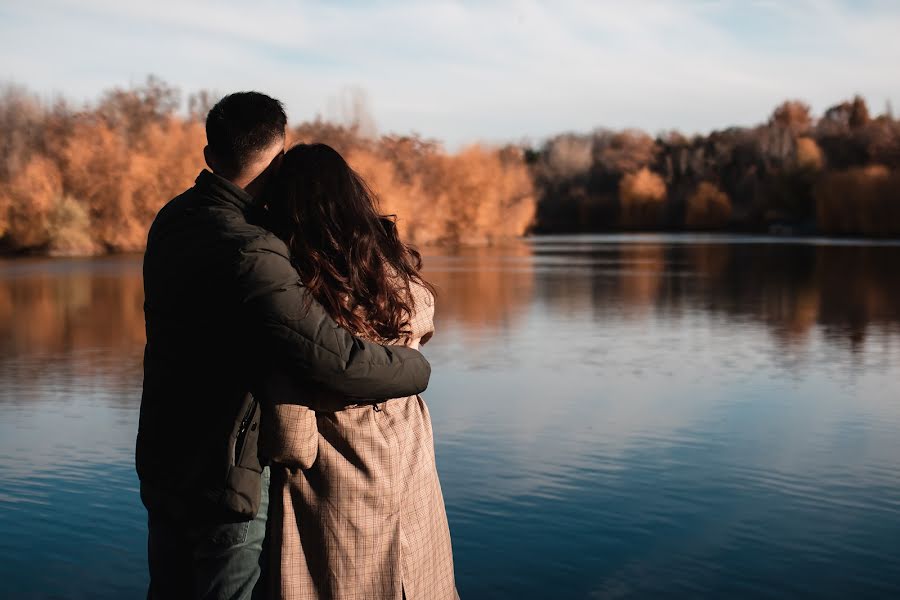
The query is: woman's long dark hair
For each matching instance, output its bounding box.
[267,143,432,341]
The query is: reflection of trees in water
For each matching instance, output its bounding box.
[0,257,145,401]
[0,262,145,353]
[532,241,900,350]
[422,243,535,338]
[1,241,897,398]
[0,247,539,384]
[683,242,900,348]
[814,245,900,346]
[687,243,823,345]
[617,244,666,316]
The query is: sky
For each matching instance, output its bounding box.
[1,0,899,147]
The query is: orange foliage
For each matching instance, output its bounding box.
[337,140,534,246]
[618,168,666,229]
[685,182,732,230]
[55,118,207,252]
[0,155,61,248]
[771,100,812,134]
[533,94,899,235]
[0,80,535,255]
[795,137,824,171]
[598,130,657,173]
[4,81,899,245]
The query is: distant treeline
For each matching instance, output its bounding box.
[0,78,534,255]
[1,77,899,256]
[528,97,900,236]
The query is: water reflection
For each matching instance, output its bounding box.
[527,237,900,352]
[0,257,145,354]
[424,243,535,339]
[0,257,145,404]
[1,236,900,599]
[1,238,898,369]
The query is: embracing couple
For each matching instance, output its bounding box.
[137,92,458,600]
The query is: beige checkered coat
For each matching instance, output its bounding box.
[261,282,458,600]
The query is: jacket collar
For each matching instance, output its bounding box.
[195,169,255,213]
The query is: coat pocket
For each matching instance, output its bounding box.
[218,393,263,519]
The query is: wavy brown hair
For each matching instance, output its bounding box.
[267,143,432,341]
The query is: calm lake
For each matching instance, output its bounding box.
[1,234,899,599]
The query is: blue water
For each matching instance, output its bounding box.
[1,235,899,599]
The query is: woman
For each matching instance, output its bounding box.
[259,143,458,600]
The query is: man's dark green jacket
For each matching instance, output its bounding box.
[137,170,431,519]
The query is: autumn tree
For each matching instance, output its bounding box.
[771,100,812,135]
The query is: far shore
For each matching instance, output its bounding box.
[4,231,900,261]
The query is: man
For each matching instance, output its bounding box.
[137,92,431,599]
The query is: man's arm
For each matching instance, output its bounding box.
[234,236,431,399]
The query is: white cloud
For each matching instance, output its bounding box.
[1,0,898,147]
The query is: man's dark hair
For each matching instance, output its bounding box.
[206,92,286,177]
